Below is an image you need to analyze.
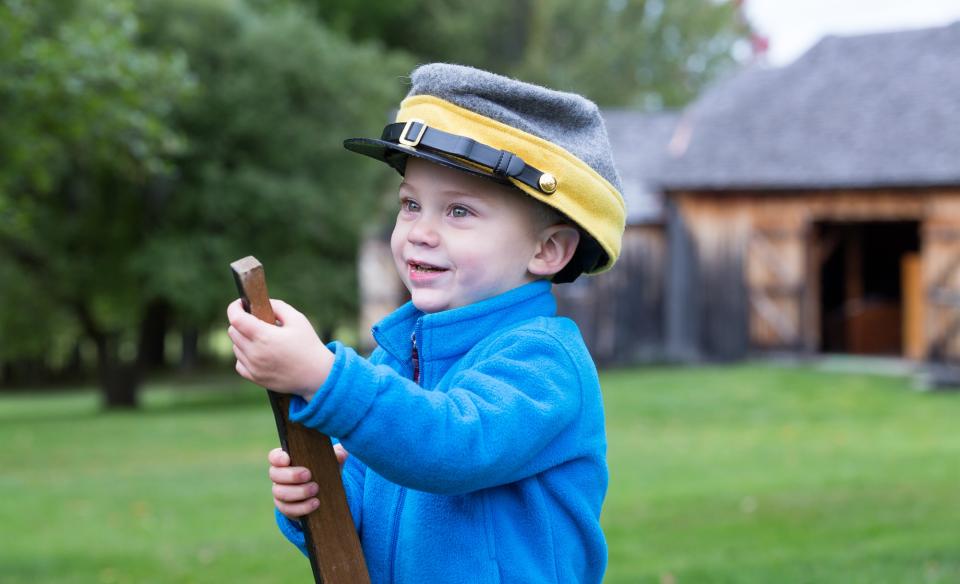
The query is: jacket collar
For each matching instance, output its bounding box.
[372,280,555,363]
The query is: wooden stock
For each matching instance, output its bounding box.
[230,256,369,584]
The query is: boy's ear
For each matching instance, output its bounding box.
[528,225,580,278]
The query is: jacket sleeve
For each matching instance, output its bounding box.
[288,328,585,495]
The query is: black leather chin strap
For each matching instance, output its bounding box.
[380,121,556,195]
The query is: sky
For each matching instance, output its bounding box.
[744,0,960,64]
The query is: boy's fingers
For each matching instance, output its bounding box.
[268,448,290,467]
[273,481,319,502]
[226,297,242,316]
[333,443,349,467]
[269,465,312,484]
[235,359,254,382]
[227,325,249,351]
[231,343,247,365]
[226,298,248,325]
[276,497,320,519]
[268,299,298,327]
[227,299,266,339]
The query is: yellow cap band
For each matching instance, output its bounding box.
[396,95,626,273]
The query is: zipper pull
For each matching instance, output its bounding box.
[411,331,420,383]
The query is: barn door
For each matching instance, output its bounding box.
[925,222,960,362]
[746,227,806,350]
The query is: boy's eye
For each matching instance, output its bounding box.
[401,199,420,212]
[449,206,470,218]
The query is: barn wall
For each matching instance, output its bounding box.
[555,225,666,365]
[664,200,700,361]
[670,194,752,359]
[672,187,960,361]
[922,193,960,362]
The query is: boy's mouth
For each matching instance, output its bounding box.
[408,260,448,273]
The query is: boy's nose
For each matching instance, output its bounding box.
[407,216,440,247]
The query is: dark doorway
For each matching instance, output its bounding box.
[817,221,920,355]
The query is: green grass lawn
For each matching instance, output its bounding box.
[1,364,958,583]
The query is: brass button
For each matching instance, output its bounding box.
[538,173,558,194]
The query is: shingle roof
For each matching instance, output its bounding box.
[602,110,677,223]
[657,21,960,190]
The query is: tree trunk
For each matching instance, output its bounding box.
[180,328,199,371]
[73,300,143,409]
[95,332,141,409]
[138,299,170,371]
[62,342,85,381]
[0,357,49,387]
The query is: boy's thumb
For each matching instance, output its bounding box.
[333,443,349,468]
[268,299,299,326]
[228,298,268,337]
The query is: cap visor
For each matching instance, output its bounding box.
[343,138,510,183]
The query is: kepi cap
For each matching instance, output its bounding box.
[345,63,626,282]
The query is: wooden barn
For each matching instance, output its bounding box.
[655,22,960,364]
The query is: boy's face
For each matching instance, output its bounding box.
[390,158,543,313]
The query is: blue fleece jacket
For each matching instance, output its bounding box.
[276,280,608,583]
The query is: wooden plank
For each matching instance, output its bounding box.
[751,284,806,296]
[926,288,960,308]
[902,254,925,360]
[665,203,701,361]
[746,228,804,348]
[925,225,960,242]
[231,256,370,584]
[749,294,797,343]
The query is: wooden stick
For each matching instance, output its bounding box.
[230,256,369,584]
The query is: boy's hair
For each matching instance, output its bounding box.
[343,63,626,282]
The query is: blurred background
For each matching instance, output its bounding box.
[2,1,959,582]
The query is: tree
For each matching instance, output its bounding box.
[0,0,411,406]
[133,0,411,355]
[0,0,192,403]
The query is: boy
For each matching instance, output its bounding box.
[227,63,625,583]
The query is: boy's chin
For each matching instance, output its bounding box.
[410,290,455,314]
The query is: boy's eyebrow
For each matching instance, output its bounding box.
[398,181,483,201]
[398,181,416,195]
[440,189,481,199]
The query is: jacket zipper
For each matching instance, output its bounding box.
[387,486,407,582]
[387,326,421,581]
[410,330,420,384]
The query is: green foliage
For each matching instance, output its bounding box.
[0,0,411,389]
[306,0,750,108]
[0,0,192,361]
[133,0,412,329]
[2,365,959,582]
[0,0,189,195]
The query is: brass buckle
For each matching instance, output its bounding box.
[398,119,427,147]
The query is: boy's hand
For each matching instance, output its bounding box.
[269,446,349,519]
[227,298,333,400]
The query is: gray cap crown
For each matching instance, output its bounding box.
[408,63,623,193]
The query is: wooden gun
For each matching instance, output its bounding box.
[231,256,369,584]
